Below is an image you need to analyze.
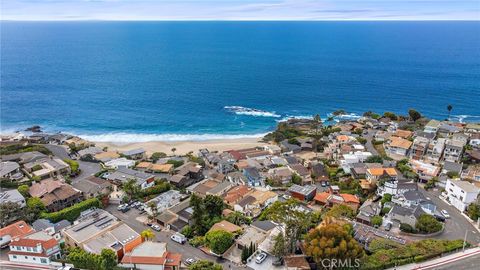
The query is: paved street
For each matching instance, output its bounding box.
[418,187,480,245]
[434,252,480,270]
[105,205,251,270]
[364,129,379,156]
[44,144,101,183]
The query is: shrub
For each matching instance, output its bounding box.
[205,230,234,255]
[0,144,52,155]
[371,216,383,227]
[41,198,101,223]
[189,236,205,247]
[167,159,184,168]
[140,182,171,197]
[63,159,80,173]
[400,223,416,233]
[416,214,442,234]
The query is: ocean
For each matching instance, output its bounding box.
[1,21,479,142]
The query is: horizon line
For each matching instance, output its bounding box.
[2,19,480,22]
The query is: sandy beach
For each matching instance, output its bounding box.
[94,137,267,156]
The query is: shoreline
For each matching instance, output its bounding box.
[93,137,268,156]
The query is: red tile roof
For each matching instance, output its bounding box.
[314,192,330,204]
[0,221,34,239]
[10,236,58,250]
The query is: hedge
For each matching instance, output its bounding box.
[41,198,102,223]
[140,182,171,197]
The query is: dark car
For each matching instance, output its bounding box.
[385,223,392,231]
[434,214,446,222]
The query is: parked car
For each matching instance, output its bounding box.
[321,181,326,187]
[441,210,450,219]
[117,204,127,211]
[255,252,267,264]
[434,214,446,222]
[151,224,161,231]
[385,223,392,231]
[171,233,187,244]
[185,258,197,265]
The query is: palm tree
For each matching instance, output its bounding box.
[171,147,177,156]
[447,104,453,120]
[122,179,140,202]
[147,201,158,221]
[141,229,155,241]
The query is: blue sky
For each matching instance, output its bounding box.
[2,0,479,20]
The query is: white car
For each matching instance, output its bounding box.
[255,252,268,264]
[151,224,161,231]
[185,258,197,265]
[441,210,450,219]
[171,233,187,244]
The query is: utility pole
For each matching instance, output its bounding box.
[463,230,468,252]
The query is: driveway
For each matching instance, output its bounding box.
[418,187,480,245]
[364,129,379,156]
[246,254,284,270]
[105,204,251,270]
[43,144,101,183]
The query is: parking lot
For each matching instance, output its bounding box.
[106,204,251,269]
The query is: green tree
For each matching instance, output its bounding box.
[17,184,30,198]
[408,109,422,121]
[171,147,177,156]
[122,179,140,201]
[190,193,208,235]
[150,152,167,162]
[416,214,442,234]
[447,104,453,119]
[467,204,480,221]
[325,204,355,219]
[189,260,223,270]
[26,197,46,221]
[272,231,286,258]
[383,112,398,120]
[205,230,234,255]
[381,193,392,205]
[291,173,302,185]
[0,202,23,226]
[141,229,155,241]
[203,195,225,217]
[371,215,383,227]
[100,249,117,270]
[147,201,159,221]
[226,211,250,226]
[304,223,364,264]
[365,155,383,164]
[63,159,80,174]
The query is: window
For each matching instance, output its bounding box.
[41,258,47,264]
[25,256,28,259]
[33,257,36,260]
[27,247,31,251]
[16,246,21,251]
[12,255,17,259]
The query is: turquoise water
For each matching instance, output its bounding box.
[1,21,479,141]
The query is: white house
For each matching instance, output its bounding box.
[424,120,441,134]
[8,231,61,265]
[104,157,135,169]
[340,151,373,174]
[445,179,480,212]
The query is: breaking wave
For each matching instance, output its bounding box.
[450,114,480,123]
[224,106,281,118]
[77,132,268,143]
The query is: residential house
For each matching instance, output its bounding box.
[155,198,192,231]
[0,161,23,181]
[94,151,120,163]
[288,163,312,184]
[169,162,203,188]
[234,189,278,217]
[236,226,268,252]
[409,160,440,182]
[73,175,112,199]
[208,220,242,234]
[385,136,412,157]
[223,185,251,207]
[443,139,465,163]
[262,145,281,155]
[392,190,436,215]
[394,129,413,139]
[314,186,361,211]
[465,123,480,135]
[78,147,103,160]
[226,171,247,185]
[425,138,446,164]
[385,205,426,228]
[366,167,397,187]
[187,179,232,198]
[284,255,311,270]
[106,167,155,189]
[267,167,292,185]
[424,120,441,134]
[445,179,480,212]
[0,190,26,208]
[310,162,329,182]
[0,221,34,248]
[409,136,430,160]
[1,151,46,165]
[145,190,183,217]
[287,184,316,201]
[356,200,382,226]
[120,241,181,270]
[462,165,480,182]
[442,161,463,176]
[104,158,136,169]
[32,219,71,242]
[340,151,373,174]
[243,167,263,187]
[279,140,301,154]
[24,157,70,180]
[121,148,146,160]
[438,124,462,138]
[63,208,142,258]
[29,179,83,212]
[8,231,61,265]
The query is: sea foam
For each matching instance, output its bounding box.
[77,132,268,143]
[224,106,281,118]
